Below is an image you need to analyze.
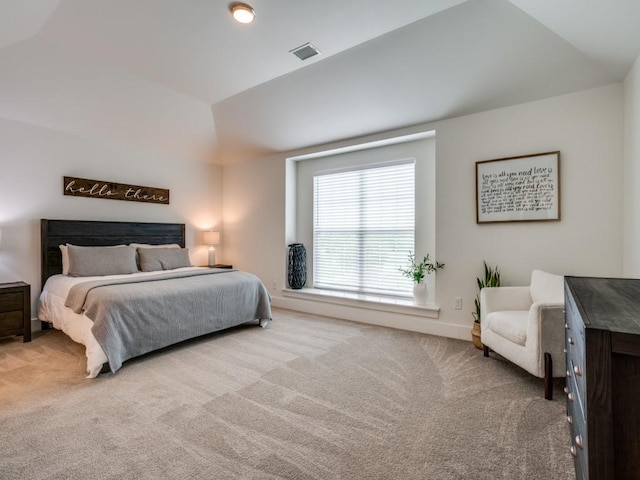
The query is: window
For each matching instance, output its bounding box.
[313,160,415,295]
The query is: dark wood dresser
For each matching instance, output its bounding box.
[564,277,640,480]
[0,281,31,342]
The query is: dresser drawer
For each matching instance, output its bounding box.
[568,357,585,408]
[0,282,31,342]
[566,367,585,423]
[0,292,23,313]
[569,422,588,480]
[565,308,586,404]
[0,311,25,334]
[565,291,585,361]
[566,371,588,479]
[566,368,585,420]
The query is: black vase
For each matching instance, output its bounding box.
[288,243,307,289]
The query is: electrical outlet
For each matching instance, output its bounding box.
[454,297,462,310]
[272,281,277,290]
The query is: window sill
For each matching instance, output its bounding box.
[281,288,440,319]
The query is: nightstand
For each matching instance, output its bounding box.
[0,281,31,342]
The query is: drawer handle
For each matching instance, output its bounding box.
[563,386,569,394]
[565,323,570,330]
[573,365,583,377]
[568,337,575,345]
[566,370,571,378]
[568,392,575,402]
[570,445,577,457]
[566,415,573,425]
[563,348,568,354]
[575,435,584,449]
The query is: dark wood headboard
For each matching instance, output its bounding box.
[41,219,185,287]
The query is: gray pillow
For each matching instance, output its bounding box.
[67,245,138,277]
[129,243,181,269]
[137,247,191,272]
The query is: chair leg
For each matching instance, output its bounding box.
[483,345,489,357]
[544,352,553,400]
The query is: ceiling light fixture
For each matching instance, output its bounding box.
[230,3,256,24]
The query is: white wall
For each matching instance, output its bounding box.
[0,118,223,315]
[223,83,624,337]
[222,153,287,295]
[436,84,623,328]
[623,54,640,276]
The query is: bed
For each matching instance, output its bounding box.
[38,219,272,377]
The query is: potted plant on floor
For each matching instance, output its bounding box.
[472,261,500,349]
[401,252,444,305]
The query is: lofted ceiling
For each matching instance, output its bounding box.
[0,0,639,164]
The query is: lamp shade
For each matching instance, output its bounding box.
[203,231,220,246]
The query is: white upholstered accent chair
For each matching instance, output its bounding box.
[481,270,565,400]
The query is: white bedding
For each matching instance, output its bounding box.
[38,267,205,378]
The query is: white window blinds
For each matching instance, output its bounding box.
[313,160,415,295]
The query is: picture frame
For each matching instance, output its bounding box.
[476,151,560,224]
[63,176,170,205]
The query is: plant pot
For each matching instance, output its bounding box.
[412,282,428,305]
[471,321,483,350]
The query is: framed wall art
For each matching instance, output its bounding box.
[476,151,560,224]
[63,176,170,205]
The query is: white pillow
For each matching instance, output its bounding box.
[60,244,70,275]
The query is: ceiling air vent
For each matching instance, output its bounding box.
[290,43,321,61]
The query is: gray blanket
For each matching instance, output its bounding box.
[65,269,272,374]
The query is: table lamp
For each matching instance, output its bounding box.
[203,231,220,267]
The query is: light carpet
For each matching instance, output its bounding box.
[0,308,573,479]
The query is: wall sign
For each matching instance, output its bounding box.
[63,176,170,205]
[475,151,560,224]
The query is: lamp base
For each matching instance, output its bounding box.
[208,248,216,267]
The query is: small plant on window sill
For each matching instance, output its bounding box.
[400,252,445,284]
